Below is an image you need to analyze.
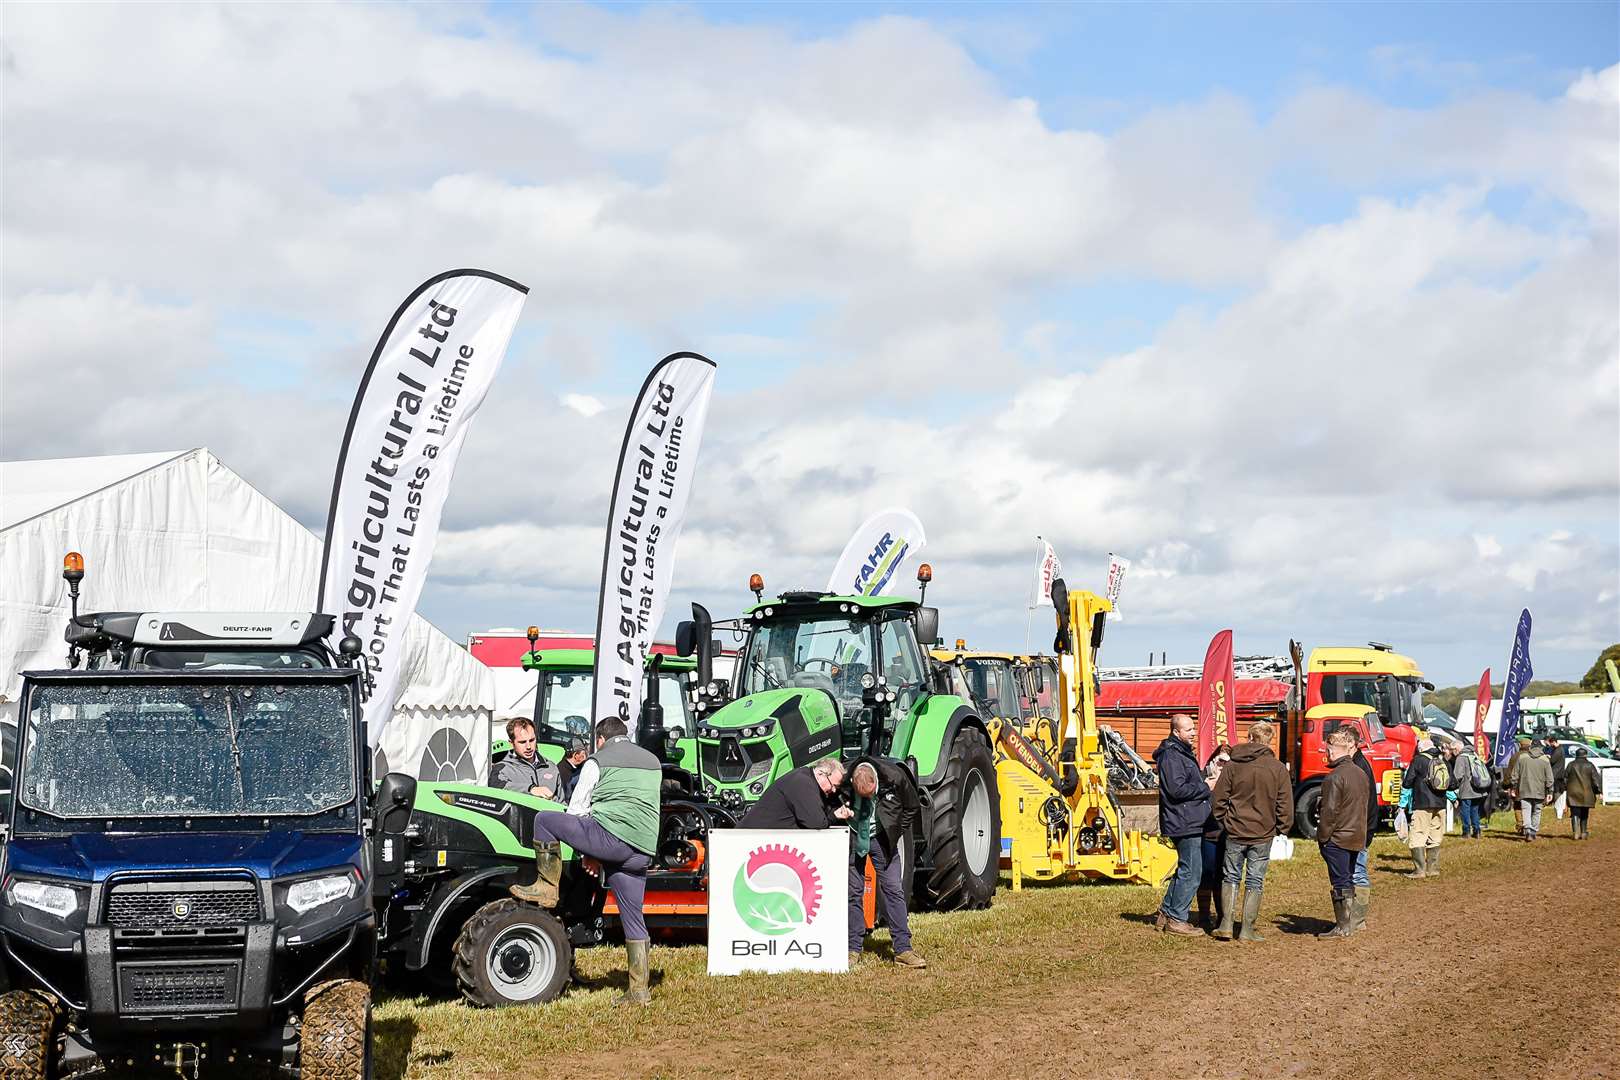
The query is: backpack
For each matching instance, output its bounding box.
[1426,752,1452,795]
[1467,754,1492,791]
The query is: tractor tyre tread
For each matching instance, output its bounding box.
[452,898,571,1009]
[919,726,999,912]
[0,990,58,1080]
[299,978,371,1080]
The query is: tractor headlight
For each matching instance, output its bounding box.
[860,672,877,690]
[283,874,356,915]
[6,879,82,920]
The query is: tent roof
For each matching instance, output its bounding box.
[1,451,187,530]
[0,448,493,716]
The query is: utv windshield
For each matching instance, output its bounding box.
[20,682,355,819]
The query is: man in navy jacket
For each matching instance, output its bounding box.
[1153,713,1214,936]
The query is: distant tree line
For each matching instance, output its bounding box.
[1423,644,1620,718]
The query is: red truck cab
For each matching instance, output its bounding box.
[1294,644,1427,836]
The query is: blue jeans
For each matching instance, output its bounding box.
[1457,797,1484,836]
[1352,848,1369,888]
[1160,835,1203,922]
[1221,841,1271,891]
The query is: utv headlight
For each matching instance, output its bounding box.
[7,879,82,920]
[283,874,357,915]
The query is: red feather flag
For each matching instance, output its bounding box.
[1198,629,1235,767]
[1472,669,1492,762]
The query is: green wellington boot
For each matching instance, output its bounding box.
[1235,887,1266,942]
[509,840,562,907]
[615,940,652,1007]
[1409,847,1427,878]
[1426,847,1441,878]
[1352,887,1370,932]
[1212,884,1239,941]
[1316,893,1354,939]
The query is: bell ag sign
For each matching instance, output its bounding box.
[708,829,847,974]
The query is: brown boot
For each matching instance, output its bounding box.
[1153,911,1168,931]
[614,940,652,1006]
[894,950,928,969]
[1163,918,1201,937]
[509,840,562,907]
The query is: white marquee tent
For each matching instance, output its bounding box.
[0,448,495,796]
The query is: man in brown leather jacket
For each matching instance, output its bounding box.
[1315,726,1369,939]
[1210,720,1293,941]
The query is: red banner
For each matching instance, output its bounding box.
[1198,629,1235,767]
[1472,668,1492,762]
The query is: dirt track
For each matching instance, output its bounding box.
[563,819,1620,1080]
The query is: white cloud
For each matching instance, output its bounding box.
[1,7,1614,683]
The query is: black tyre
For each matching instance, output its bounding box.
[300,979,371,1080]
[918,727,999,911]
[1295,786,1321,840]
[452,898,571,1007]
[0,990,58,1080]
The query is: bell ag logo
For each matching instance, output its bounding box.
[733,844,822,935]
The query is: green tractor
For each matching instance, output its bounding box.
[677,576,1000,910]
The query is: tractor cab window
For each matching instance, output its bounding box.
[740,615,873,719]
[878,617,926,715]
[963,659,1027,722]
[538,672,594,743]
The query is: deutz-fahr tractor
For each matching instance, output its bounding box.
[677,570,1001,910]
[0,555,376,1079]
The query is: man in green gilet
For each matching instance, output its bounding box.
[511,716,662,1005]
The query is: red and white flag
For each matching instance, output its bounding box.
[1472,669,1492,762]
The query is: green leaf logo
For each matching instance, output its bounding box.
[733,865,806,935]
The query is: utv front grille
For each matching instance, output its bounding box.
[118,960,241,1014]
[106,880,259,928]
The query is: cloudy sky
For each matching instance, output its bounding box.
[2,2,1616,686]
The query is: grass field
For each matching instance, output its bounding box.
[373,806,1619,1080]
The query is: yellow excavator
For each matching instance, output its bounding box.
[934,582,1177,890]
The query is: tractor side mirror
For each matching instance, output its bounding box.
[688,603,714,689]
[914,606,940,649]
[675,621,697,657]
[374,772,417,835]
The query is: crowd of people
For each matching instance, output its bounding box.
[1152,715,1606,941]
[487,708,1605,1008]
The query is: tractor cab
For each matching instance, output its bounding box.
[511,635,696,763]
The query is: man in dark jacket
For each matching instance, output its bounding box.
[1544,736,1568,801]
[846,758,923,968]
[741,759,851,829]
[1153,713,1213,936]
[1350,735,1380,932]
[1402,733,1460,879]
[1316,726,1369,939]
[1564,748,1601,840]
[1210,720,1293,942]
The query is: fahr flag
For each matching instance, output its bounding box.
[1495,609,1534,768]
[1197,629,1235,767]
[1030,536,1062,608]
[319,269,527,742]
[827,508,927,597]
[592,352,717,727]
[1472,669,1492,763]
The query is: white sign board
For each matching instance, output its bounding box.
[708,828,848,975]
[1603,767,1620,805]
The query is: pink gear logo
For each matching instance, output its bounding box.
[733,843,823,935]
